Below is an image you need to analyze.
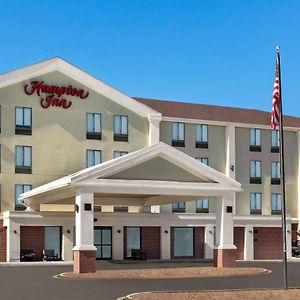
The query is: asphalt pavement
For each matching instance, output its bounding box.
[0,260,300,300]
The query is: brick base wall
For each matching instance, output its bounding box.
[73,250,96,273]
[0,221,6,262]
[214,248,236,268]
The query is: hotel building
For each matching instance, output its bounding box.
[0,57,299,272]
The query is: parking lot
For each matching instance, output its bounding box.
[1,260,300,300]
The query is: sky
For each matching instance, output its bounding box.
[0,0,299,116]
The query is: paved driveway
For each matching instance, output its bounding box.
[1,261,300,300]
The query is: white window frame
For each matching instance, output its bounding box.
[86,113,101,133]
[114,115,128,135]
[15,184,31,207]
[16,146,32,167]
[16,107,32,127]
[271,161,280,179]
[271,130,280,147]
[271,193,282,212]
[86,149,102,167]
[250,128,261,146]
[113,151,128,159]
[196,124,208,142]
[172,122,185,141]
[250,160,261,178]
[250,192,262,213]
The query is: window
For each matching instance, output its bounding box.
[271,193,282,215]
[114,115,128,141]
[250,192,262,214]
[86,150,102,167]
[15,184,31,210]
[172,122,185,147]
[113,151,128,159]
[86,113,101,140]
[114,206,128,212]
[250,128,261,151]
[126,227,140,258]
[271,161,280,184]
[173,227,194,257]
[196,157,209,166]
[196,199,209,213]
[44,227,62,259]
[271,130,280,153]
[195,124,208,148]
[15,146,32,173]
[250,160,261,184]
[15,107,32,135]
[172,201,185,213]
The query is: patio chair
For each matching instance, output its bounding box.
[20,249,35,262]
[43,249,59,261]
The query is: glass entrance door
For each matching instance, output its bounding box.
[94,227,112,259]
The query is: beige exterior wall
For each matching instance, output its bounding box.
[235,127,298,217]
[0,71,149,211]
[159,121,226,213]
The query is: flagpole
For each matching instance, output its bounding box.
[276,45,288,290]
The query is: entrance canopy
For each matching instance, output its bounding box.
[20,142,241,208]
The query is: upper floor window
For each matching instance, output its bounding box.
[271,193,282,215]
[86,113,101,140]
[195,124,208,148]
[15,184,31,211]
[16,107,32,135]
[250,128,261,152]
[172,122,185,147]
[250,192,262,214]
[86,149,102,168]
[114,115,128,142]
[172,201,185,213]
[15,146,32,174]
[271,130,280,153]
[113,151,128,159]
[196,199,209,213]
[271,161,280,185]
[250,160,261,184]
[196,157,209,166]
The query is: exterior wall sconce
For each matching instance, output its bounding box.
[117,230,121,234]
[165,230,168,234]
[249,230,253,234]
[209,230,213,235]
[287,230,291,234]
[93,218,98,222]
[230,165,234,172]
[67,230,71,234]
[14,230,17,234]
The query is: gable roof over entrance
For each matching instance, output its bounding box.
[20,142,241,207]
[0,57,161,118]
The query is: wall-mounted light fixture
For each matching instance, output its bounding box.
[209,230,213,235]
[67,230,71,234]
[117,230,121,234]
[287,230,291,234]
[93,218,98,222]
[165,230,168,234]
[14,230,17,234]
[230,165,234,172]
[249,230,253,234]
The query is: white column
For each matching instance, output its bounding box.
[225,124,236,214]
[216,194,236,249]
[148,114,162,214]
[73,191,96,252]
[112,226,124,260]
[244,225,254,260]
[148,114,162,146]
[161,226,170,259]
[204,225,214,259]
[62,227,74,261]
[7,219,20,262]
[297,130,300,234]
[287,223,292,260]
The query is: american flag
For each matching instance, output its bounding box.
[271,54,280,130]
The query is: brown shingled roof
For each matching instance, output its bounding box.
[134,97,300,128]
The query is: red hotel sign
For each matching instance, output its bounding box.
[24,81,89,109]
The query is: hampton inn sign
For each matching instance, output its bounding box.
[24,80,90,109]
